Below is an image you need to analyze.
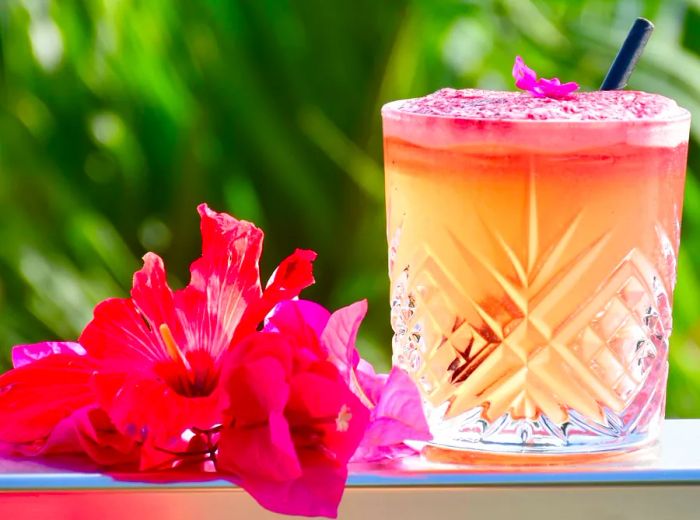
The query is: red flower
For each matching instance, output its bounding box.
[217,331,369,518]
[0,205,316,469]
[0,203,431,519]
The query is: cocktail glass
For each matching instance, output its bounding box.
[383,89,690,455]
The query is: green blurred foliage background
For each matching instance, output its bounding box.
[0,0,699,416]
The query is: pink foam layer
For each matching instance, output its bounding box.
[387,89,687,121]
[382,89,690,151]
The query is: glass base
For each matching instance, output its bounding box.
[424,403,663,459]
[422,437,660,466]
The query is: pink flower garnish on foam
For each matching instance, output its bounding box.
[512,55,579,99]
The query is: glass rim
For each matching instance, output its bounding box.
[381,98,692,126]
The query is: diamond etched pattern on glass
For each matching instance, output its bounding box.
[390,171,673,453]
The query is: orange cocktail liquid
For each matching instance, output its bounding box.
[383,89,690,455]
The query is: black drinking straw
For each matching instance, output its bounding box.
[600,18,654,90]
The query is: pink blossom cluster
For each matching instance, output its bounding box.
[0,205,430,518]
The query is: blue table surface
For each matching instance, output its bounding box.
[1,419,699,490]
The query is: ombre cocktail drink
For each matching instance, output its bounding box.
[383,89,690,454]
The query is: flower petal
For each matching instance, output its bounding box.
[512,56,579,99]
[80,297,164,372]
[72,407,141,466]
[219,409,301,482]
[93,372,223,470]
[355,359,388,405]
[287,366,370,465]
[265,249,317,295]
[512,55,538,90]
[9,405,141,467]
[233,249,317,344]
[0,352,100,445]
[11,341,86,368]
[80,253,184,372]
[232,364,367,519]
[236,465,347,519]
[538,78,580,99]
[218,335,301,481]
[352,367,431,463]
[131,253,186,351]
[223,331,293,377]
[321,300,367,382]
[176,204,265,359]
[264,299,331,340]
[263,300,330,367]
[223,355,291,426]
[351,443,418,463]
[82,253,197,376]
[367,367,431,445]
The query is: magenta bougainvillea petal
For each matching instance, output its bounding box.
[263,299,330,357]
[284,300,433,462]
[363,367,431,446]
[512,55,538,91]
[218,347,301,482]
[513,55,579,99]
[218,330,369,518]
[351,367,431,463]
[321,300,367,381]
[11,341,87,368]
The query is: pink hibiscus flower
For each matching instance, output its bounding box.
[0,204,317,469]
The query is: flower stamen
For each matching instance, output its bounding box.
[335,404,352,432]
[159,323,192,375]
